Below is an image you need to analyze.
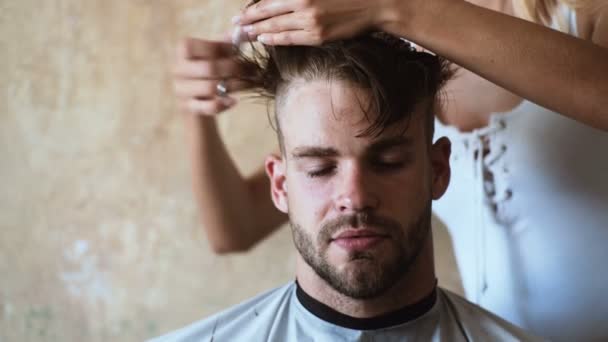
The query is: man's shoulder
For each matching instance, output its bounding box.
[438,289,544,341]
[149,282,296,342]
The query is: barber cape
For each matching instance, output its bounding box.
[151,281,539,341]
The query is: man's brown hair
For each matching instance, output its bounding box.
[238,32,453,152]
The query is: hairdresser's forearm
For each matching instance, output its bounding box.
[183,114,262,253]
[383,0,608,130]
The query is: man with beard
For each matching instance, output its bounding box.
[152,33,537,341]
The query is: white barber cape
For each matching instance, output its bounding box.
[151,281,539,341]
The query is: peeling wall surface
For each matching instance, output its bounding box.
[0,1,463,341]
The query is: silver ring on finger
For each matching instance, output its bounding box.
[216,79,228,97]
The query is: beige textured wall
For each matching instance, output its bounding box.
[0,1,462,341]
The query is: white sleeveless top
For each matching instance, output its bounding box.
[433,5,608,341]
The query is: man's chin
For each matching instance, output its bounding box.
[332,267,392,300]
[331,255,384,279]
[329,245,392,264]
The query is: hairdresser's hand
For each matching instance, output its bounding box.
[233,0,390,46]
[173,38,251,116]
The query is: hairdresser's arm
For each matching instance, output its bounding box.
[236,0,608,130]
[174,38,287,253]
[183,116,287,253]
[382,0,608,130]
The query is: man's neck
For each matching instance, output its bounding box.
[295,241,436,318]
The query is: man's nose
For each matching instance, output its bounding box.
[334,164,380,213]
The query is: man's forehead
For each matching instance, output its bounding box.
[278,79,366,124]
[280,81,421,125]
[277,79,428,152]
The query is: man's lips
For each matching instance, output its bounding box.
[330,229,389,251]
[331,229,389,240]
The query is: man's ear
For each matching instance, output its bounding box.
[265,154,289,213]
[430,137,451,200]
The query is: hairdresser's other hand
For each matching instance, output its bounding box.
[233,0,389,46]
[173,38,251,116]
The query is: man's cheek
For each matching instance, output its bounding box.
[383,171,424,192]
[295,179,333,220]
[384,175,429,209]
[296,176,333,198]
[289,178,326,205]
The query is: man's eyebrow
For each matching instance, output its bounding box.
[368,136,412,152]
[291,146,339,159]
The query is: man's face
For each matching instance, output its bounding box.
[266,79,450,299]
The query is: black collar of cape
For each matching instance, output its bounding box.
[294,279,438,331]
